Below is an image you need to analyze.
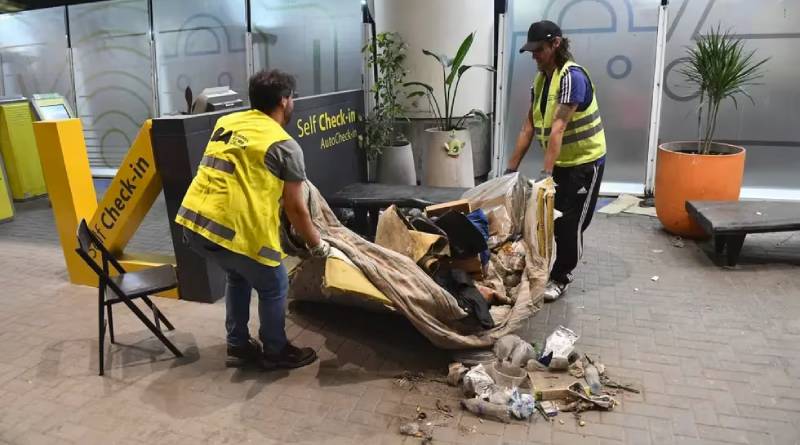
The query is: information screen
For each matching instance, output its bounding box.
[39,104,71,120]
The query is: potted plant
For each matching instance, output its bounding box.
[362,32,416,185]
[655,25,768,237]
[404,32,494,188]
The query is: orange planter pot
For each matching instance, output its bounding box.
[655,141,746,238]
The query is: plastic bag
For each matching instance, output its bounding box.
[485,385,514,405]
[462,363,494,397]
[508,388,536,420]
[462,173,530,241]
[460,398,511,423]
[493,334,521,365]
[541,326,579,370]
[509,340,537,368]
[494,334,537,368]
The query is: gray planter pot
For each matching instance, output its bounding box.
[422,128,475,188]
[376,142,416,185]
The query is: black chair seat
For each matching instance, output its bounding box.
[109,265,177,299]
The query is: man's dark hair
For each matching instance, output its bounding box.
[249,69,296,113]
[552,37,574,68]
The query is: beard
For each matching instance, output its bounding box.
[282,105,293,125]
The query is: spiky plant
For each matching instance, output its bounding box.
[680,25,769,154]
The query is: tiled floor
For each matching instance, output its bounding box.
[0,194,799,444]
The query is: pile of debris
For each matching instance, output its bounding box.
[285,174,557,349]
[451,328,635,428]
[399,327,639,441]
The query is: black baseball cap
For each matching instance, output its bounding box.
[519,20,562,53]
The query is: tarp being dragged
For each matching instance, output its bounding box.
[285,175,552,349]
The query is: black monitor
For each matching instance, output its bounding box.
[191,86,243,114]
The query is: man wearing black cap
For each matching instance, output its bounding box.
[506,20,606,302]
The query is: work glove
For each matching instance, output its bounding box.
[309,239,331,258]
[535,170,553,183]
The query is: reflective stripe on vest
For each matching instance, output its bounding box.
[562,122,604,144]
[177,206,236,241]
[175,109,290,267]
[534,109,601,136]
[258,246,282,262]
[200,155,235,174]
[531,61,606,167]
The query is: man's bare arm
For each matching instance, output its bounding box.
[543,103,578,173]
[282,180,321,248]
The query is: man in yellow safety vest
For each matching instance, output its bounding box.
[177,70,329,369]
[506,21,606,302]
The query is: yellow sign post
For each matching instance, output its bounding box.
[34,119,177,298]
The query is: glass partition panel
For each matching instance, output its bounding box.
[250,0,363,96]
[152,0,247,115]
[69,0,154,169]
[660,0,800,197]
[505,0,658,192]
[0,7,73,107]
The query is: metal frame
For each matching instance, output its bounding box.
[74,219,181,376]
[644,0,670,197]
[491,6,508,178]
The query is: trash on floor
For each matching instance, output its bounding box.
[539,326,579,370]
[399,421,433,442]
[597,194,657,217]
[671,236,685,248]
[453,328,620,426]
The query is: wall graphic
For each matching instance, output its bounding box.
[0,7,73,107]
[251,0,362,96]
[69,0,154,169]
[0,0,364,171]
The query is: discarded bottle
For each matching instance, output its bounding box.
[461,398,512,423]
[584,363,602,395]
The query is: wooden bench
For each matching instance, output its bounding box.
[686,200,800,266]
[328,182,469,238]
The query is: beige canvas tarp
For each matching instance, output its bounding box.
[286,174,554,349]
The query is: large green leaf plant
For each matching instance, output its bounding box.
[404,32,495,134]
[680,25,769,154]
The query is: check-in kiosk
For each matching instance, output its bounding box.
[0,96,47,201]
[31,93,75,121]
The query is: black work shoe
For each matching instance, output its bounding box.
[226,338,263,368]
[262,342,317,369]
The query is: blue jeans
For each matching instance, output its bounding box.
[184,229,288,354]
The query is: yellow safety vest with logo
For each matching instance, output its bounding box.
[532,60,606,167]
[176,109,290,267]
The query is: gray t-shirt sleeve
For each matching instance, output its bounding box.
[264,139,306,181]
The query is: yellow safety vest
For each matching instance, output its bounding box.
[176,109,290,267]
[532,61,606,167]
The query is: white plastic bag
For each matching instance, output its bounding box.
[462,173,529,241]
[462,364,494,398]
[541,326,579,370]
[508,389,536,420]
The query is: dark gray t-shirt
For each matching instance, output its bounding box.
[264,139,306,181]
